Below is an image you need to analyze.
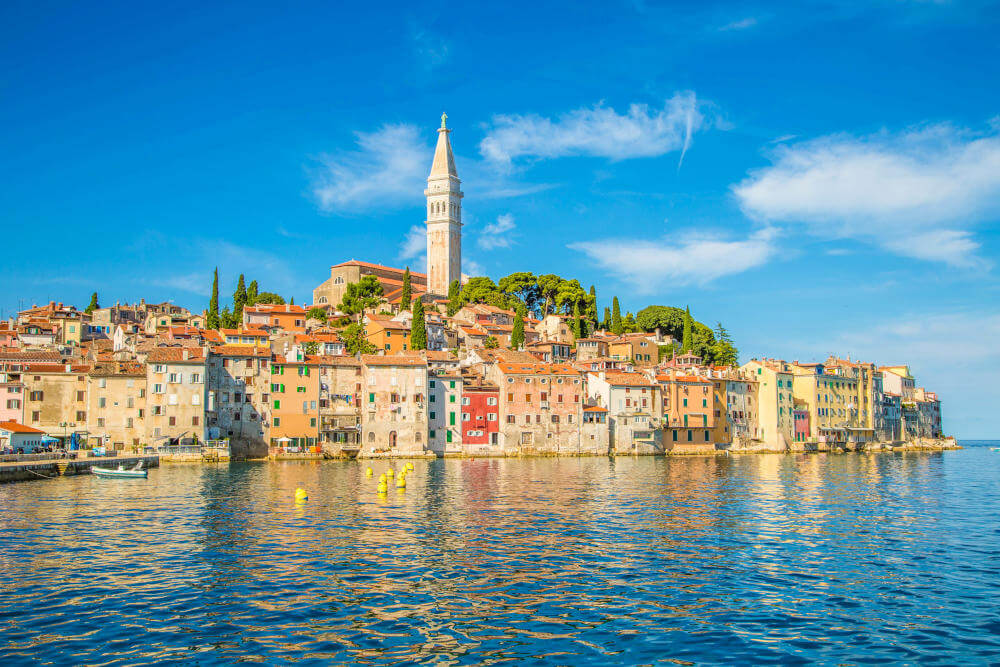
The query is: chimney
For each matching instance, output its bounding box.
[65,363,71,373]
[182,349,190,360]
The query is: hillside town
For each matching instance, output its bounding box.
[0,115,945,459]
[0,289,944,459]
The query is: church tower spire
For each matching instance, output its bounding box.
[425,113,463,295]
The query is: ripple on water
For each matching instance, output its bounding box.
[1,447,1000,664]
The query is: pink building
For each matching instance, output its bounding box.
[793,405,811,443]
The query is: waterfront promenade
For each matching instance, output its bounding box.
[0,454,159,484]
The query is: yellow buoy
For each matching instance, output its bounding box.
[365,467,373,476]
[406,462,414,471]
[377,481,388,493]
[379,473,386,483]
[396,477,406,488]
[386,468,394,477]
[294,487,308,501]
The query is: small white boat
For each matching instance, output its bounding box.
[92,461,148,479]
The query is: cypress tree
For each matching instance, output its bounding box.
[410,298,427,350]
[446,279,462,316]
[682,305,693,352]
[602,306,611,330]
[247,280,259,306]
[511,312,525,349]
[85,292,99,315]
[611,297,623,335]
[401,267,411,310]
[233,274,247,325]
[587,285,598,326]
[208,268,220,329]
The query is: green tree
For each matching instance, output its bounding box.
[207,268,220,329]
[536,274,563,315]
[681,306,693,352]
[498,272,540,314]
[624,312,637,333]
[247,280,259,306]
[84,292,99,315]
[460,276,506,307]
[253,292,285,305]
[446,279,462,316]
[711,322,739,366]
[602,306,611,330]
[410,298,427,350]
[401,267,411,310]
[338,275,384,322]
[483,335,499,349]
[586,285,598,325]
[306,307,327,324]
[301,340,320,355]
[289,296,294,305]
[220,306,236,329]
[233,274,247,324]
[511,312,525,349]
[611,297,623,335]
[572,301,583,339]
[635,305,686,338]
[342,322,376,355]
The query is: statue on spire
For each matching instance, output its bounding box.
[440,112,448,129]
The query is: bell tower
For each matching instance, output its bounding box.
[425,113,463,296]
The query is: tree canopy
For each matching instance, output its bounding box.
[338,275,384,321]
[410,299,427,350]
[85,292,99,315]
[341,322,376,355]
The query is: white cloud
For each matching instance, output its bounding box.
[411,27,450,70]
[480,92,709,168]
[733,123,1000,267]
[154,273,211,297]
[313,124,427,213]
[719,17,758,31]
[398,225,426,270]
[463,259,485,277]
[797,310,1000,438]
[570,227,779,292]
[477,213,517,250]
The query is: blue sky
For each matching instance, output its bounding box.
[2,0,999,436]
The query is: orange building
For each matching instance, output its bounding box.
[365,316,412,354]
[657,371,716,450]
[244,304,308,332]
[268,356,319,452]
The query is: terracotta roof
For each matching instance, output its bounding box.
[425,350,456,361]
[20,362,91,373]
[332,259,427,278]
[146,348,206,363]
[245,304,307,315]
[0,421,45,434]
[314,355,360,366]
[361,354,427,367]
[603,372,655,387]
[497,362,580,376]
[583,405,608,412]
[89,362,146,377]
[212,345,270,357]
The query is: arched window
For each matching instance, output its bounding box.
[389,431,397,448]
[318,297,327,304]
[334,277,344,285]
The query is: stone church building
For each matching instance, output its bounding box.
[312,113,463,308]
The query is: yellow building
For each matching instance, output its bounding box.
[741,359,794,450]
[790,362,860,446]
[87,362,147,451]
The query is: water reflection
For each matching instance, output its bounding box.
[0,449,998,664]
